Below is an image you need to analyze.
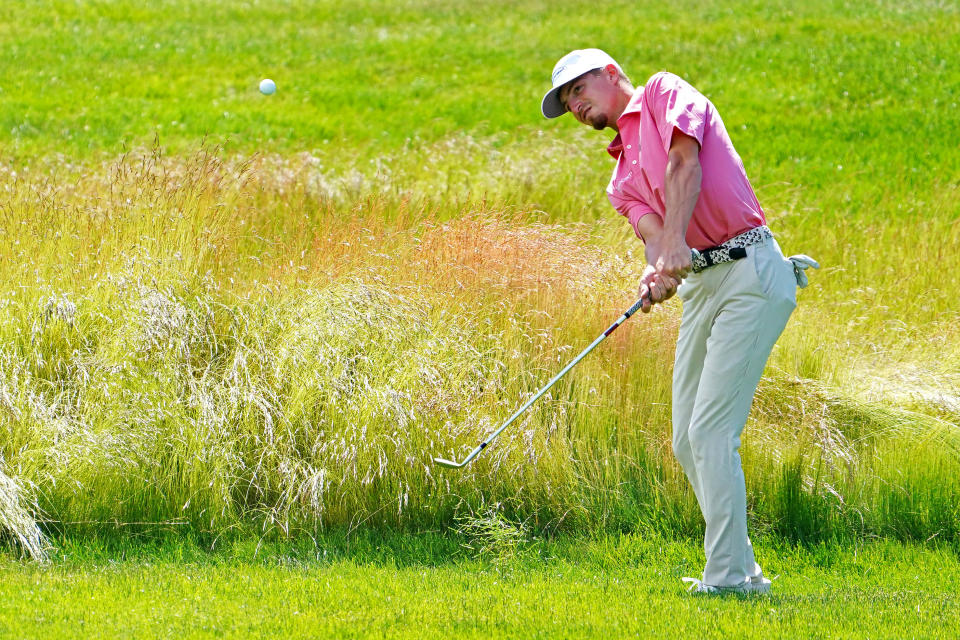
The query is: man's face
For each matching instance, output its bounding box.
[559,66,619,130]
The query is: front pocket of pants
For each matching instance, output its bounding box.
[750,243,797,304]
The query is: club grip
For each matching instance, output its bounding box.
[624,294,649,319]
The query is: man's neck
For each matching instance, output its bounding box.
[610,83,636,133]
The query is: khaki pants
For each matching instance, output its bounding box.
[673,236,797,587]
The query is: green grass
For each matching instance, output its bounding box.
[4,0,959,226]
[0,0,958,589]
[2,3,960,636]
[1,532,959,638]
[4,1,958,180]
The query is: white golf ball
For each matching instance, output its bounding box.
[259,78,276,95]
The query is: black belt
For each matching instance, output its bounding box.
[691,226,773,273]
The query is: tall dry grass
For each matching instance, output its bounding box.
[0,144,957,557]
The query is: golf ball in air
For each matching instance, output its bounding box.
[259,78,276,95]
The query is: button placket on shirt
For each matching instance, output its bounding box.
[614,142,641,194]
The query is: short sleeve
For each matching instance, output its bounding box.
[607,186,659,240]
[643,72,709,153]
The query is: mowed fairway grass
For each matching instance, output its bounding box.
[1,0,959,638]
[2,535,960,639]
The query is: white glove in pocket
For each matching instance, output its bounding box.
[787,255,820,288]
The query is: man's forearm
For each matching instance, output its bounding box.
[634,218,680,310]
[663,152,701,244]
[643,234,663,268]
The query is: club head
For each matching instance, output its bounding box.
[432,456,465,469]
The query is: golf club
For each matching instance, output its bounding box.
[432,293,651,469]
[434,249,701,470]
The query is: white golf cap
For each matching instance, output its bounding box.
[541,48,622,119]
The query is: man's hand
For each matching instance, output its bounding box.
[655,236,693,281]
[638,264,679,313]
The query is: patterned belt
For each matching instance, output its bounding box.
[690,226,773,273]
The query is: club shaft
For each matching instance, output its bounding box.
[448,297,646,467]
[436,250,700,468]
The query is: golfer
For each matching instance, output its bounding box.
[541,49,817,594]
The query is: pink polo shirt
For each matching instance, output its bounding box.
[606,71,765,250]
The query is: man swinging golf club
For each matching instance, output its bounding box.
[541,49,817,595]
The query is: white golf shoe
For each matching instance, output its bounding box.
[682,575,773,596]
[743,575,773,594]
[682,577,722,595]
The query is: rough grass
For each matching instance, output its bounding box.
[1,0,959,560]
[0,147,957,559]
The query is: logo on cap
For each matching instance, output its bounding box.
[552,54,581,83]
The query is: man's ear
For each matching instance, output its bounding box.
[604,64,619,82]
